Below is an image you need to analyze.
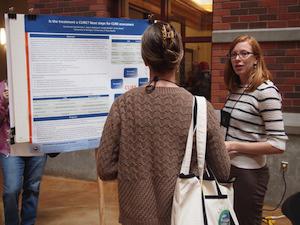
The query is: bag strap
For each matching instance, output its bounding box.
[195,96,207,183]
[180,96,207,177]
[180,97,195,174]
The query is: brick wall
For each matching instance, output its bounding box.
[212,0,300,112]
[27,0,111,17]
[213,0,300,30]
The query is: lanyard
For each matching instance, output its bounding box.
[222,86,247,140]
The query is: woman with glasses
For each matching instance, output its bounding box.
[221,35,288,225]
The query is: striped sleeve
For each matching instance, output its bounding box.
[258,84,288,150]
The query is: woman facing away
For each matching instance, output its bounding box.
[96,21,230,225]
[221,35,288,225]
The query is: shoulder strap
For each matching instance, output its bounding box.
[180,96,207,176]
[180,98,195,174]
[195,96,207,184]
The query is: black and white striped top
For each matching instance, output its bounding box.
[222,80,288,169]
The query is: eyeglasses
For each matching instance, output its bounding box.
[228,51,255,59]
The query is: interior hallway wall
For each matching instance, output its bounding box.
[45,150,97,180]
[267,134,300,205]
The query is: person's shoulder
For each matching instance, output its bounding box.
[195,96,215,114]
[256,80,280,98]
[123,86,145,97]
[257,80,278,90]
[178,86,194,95]
[205,100,218,119]
[205,99,214,110]
[113,86,144,103]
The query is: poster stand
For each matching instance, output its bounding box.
[98,178,105,225]
[6,11,152,224]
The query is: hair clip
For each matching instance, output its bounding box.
[161,25,167,41]
[166,31,174,39]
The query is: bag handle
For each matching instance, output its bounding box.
[204,167,228,198]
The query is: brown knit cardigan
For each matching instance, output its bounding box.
[96,86,230,225]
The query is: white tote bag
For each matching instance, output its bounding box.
[171,96,239,225]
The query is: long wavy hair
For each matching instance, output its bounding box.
[224,35,272,92]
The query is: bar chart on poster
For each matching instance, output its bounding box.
[5,14,149,153]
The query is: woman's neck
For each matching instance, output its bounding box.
[149,71,177,87]
[238,72,251,86]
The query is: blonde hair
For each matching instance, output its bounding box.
[224,35,272,92]
[141,21,183,74]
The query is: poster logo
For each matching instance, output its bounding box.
[111,79,123,89]
[124,68,138,78]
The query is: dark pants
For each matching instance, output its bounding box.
[230,165,269,225]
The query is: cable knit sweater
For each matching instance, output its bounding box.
[96,86,230,225]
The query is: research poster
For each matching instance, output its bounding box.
[5,14,149,153]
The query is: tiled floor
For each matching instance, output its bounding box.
[0,175,292,225]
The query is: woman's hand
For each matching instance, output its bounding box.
[225,141,238,155]
[225,141,232,152]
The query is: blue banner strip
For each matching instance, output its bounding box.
[33,95,109,101]
[25,15,149,35]
[30,34,109,39]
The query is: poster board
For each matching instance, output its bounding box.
[5,14,149,154]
